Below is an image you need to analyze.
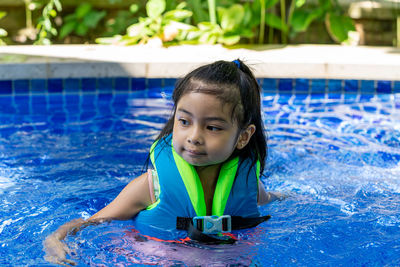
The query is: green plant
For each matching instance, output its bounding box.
[263,0,355,44]
[59,3,106,40]
[187,4,254,45]
[96,0,194,45]
[35,0,62,45]
[103,5,139,37]
[0,11,7,45]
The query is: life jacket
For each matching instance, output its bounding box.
[132,134,266,241]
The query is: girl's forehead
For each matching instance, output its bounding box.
[176,92,234,119]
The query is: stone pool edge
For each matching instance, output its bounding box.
[0,44,399,81]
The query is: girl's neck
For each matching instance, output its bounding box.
[195,164,221,215]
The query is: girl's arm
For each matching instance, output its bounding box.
[44,173,152,265]
[257,180,285,205]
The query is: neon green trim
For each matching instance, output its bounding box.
[212,157,239,216]
[256,160,260,183]
[146,199,160,210]
[150,140,158,167]
[171,144,207,216]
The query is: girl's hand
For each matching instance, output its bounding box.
[43,218,85,266]
[44,234,76,266]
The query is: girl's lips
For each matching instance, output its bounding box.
[184,148,206,156]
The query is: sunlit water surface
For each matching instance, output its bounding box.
[0,88,399,266]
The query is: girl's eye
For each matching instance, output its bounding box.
[179,119,189,126]
[207,125,222,131]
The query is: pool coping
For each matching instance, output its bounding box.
[0,44,399,81]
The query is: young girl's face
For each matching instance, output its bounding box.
[172,92,243,167]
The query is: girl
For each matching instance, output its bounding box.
[44,59,282,265]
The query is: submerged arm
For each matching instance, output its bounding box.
[257,180,285,206]
[44,172,152,265]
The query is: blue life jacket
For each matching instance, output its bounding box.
[132,134,261,240]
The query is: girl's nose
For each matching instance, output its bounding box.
[187,128,203,145]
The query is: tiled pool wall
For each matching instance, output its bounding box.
[1,77,400,96]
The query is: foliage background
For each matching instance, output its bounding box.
[0,0,398,46]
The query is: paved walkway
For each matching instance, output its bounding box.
[0,44,399,80]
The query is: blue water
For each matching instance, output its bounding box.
[1,86,400,266]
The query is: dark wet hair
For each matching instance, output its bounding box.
[154,59,268,176]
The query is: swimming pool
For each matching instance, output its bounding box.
[0,77,399,266]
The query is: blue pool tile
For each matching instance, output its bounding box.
[344,94,357,104]
[360,94,374,102]
[294,79,309,92]
[394,81,400,93]
[262,78,277,93]
[14,95,30,114]
[31,95,47,105]
[50,112,67,124]
[0,80,12,94]
[14,80,30,94]
[360,80,374,93]
[278,79,293,92]
[376,80,392,93]
[310,79,326,94]
[344,80,358,93]
[163,78,176,89]
[328,79,342,93]
[132,78,146,91]
[82,78,97,92]
[376,93,391,102]
[0,96,15,113]
[80,111,96,121]
[293,93,308,104]
[277,94,291,104]
[148,79,162,90]
[115,77,130,91]
[48,95,64,110]
[327,93,341,100]
[48,79,63,93]
[98,93,113,104]
[31,79,47,93]
[64,78,81,92]
[98,78,113,91]
[81,94,96,110]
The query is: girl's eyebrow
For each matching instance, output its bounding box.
[177,108,229,123]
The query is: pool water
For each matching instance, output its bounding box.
[0,85,400,266]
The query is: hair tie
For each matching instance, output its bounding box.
[232,60,241,69]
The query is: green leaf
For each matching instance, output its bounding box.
[76,3,92,19]
[0,11,7,20]
[218,4,244,32]
[0,28,8,37]
[64,14,76,22]
[59,20,77,39]
[176,2,187,9]
[290,9,320,32]
[75,23,89,36]
[326,13,355,43]
[238,28,254,38]
[43,18,52,31]
[49,9,57,18]
[54,0,62,11]
[219,35,240,45]
[265,12,287,32]
[96,35,123,44]
[147,0,166,19]
[83,10,106,28]
[130,4,139,14]
[164,10,193,21]
[295,0,306,8]
[265,0,280,9]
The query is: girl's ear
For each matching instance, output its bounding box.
[236,124,256,150]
